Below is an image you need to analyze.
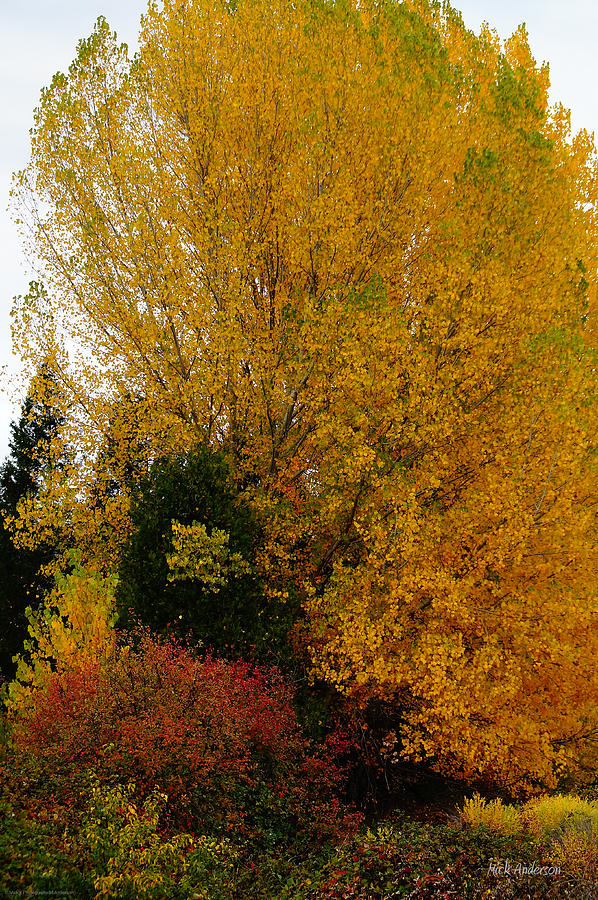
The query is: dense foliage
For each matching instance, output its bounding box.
[5,0,598,892]
[2,761,598,898]
[116,446,297,658]
[5,552,117,715]
[10,628,351,842]
[3,7,598,899]
[2,586,360,898]
[8,0,598,791]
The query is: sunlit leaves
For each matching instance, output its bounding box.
[10,0,598,789]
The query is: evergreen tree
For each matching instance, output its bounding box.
[117,446,297,661]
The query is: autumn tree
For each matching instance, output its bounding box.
[10,0,598,790]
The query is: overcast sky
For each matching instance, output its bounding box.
[1,0,597,459]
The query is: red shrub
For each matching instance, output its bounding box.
[11,630,355,841]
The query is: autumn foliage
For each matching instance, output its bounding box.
[6,552,117,715]
[7,0,598,791]
[10,629,353,841]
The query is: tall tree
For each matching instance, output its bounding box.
[0,364,63,677]
[10,0,598,790]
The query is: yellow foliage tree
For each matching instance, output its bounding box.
[10,0,598,788]
[6,552,117,715]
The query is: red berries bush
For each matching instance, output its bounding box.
[11,629,354,843]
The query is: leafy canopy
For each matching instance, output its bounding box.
[10,0,598,789]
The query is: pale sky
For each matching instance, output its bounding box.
[1,0,597,458]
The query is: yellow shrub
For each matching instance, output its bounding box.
[460,793,522,835]
[523,794,598,839]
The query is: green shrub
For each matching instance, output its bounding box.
[85,778,237,899]
[0,794,94,897]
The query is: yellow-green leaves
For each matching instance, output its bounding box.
[85,778,237,898]
[6,551,117,715]
[166,520,251,590]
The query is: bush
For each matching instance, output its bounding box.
[5,551,117,716]
[281,816,592,900]
[0,791,94,897]
[460,793,522,835]
[9,629,354,845]
[522,793,598,840]
[456,791,598,896]
[84,778,237,899]
[550,827,598,880]
[459,791,598,844]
